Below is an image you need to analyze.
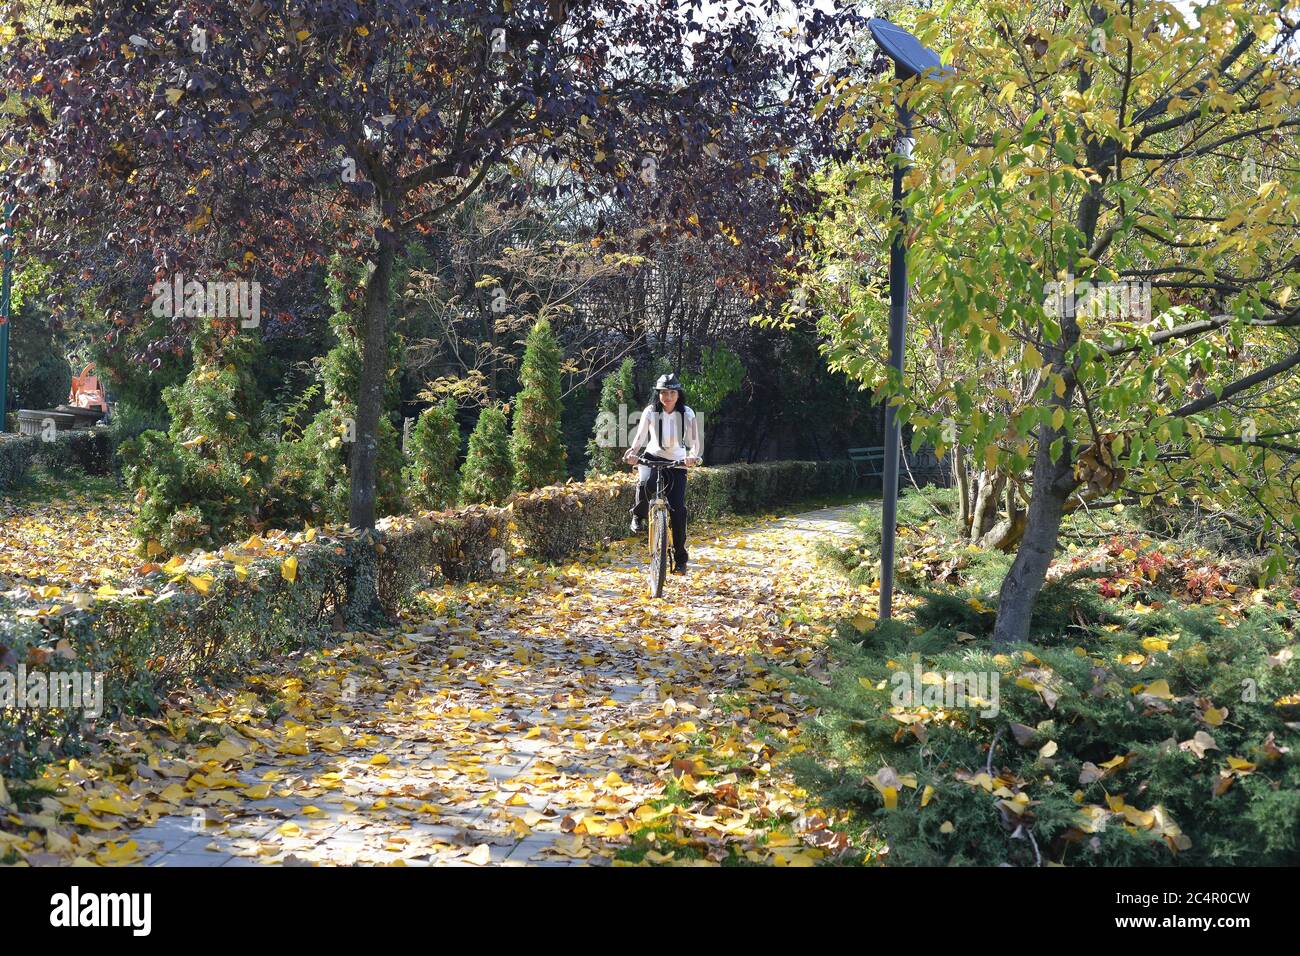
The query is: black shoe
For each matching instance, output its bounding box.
[671,562,688,575]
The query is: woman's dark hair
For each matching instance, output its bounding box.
[650,387,686,415]
[647,388,688,450]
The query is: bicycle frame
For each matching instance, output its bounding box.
[637,457,686,590]
[648,470,670,549]
[639,457,685,508]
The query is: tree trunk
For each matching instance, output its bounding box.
[970,470,1004,539]
[349,225,396,530]
[990,442,1074,646]
[955,445,971,532]
[977,511,1027,551]
[975,475,1028,550]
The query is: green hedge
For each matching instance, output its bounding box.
[510,460,861,561]
[0,506,509,780]
[0,434,38,491]
[0,428,114,491]
[35,428,114,476]
[373,506,508,611]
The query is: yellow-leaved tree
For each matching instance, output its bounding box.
[800,0,1300,645]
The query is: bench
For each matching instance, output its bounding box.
[848,446,887,482]
[850,445,952,488]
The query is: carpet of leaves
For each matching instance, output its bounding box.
[1,509,875,866]
[0,482,138,590]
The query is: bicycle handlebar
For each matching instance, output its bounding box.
[632,456,689,469]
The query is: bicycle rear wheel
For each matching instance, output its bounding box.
[649,507,668,598]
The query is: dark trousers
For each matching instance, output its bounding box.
[632,455,688,567]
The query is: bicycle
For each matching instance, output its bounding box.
[635,456,687,598]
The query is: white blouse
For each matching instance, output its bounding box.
[628,405,703,463]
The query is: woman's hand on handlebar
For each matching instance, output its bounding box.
[624,450,640,467]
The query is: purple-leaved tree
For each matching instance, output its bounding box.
[2,0,867,527]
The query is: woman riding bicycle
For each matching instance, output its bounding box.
[624,373,703,574]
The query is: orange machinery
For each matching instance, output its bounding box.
[68,363,109,413]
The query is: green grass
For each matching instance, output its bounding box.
[3,464,126,506]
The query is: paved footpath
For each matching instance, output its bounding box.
[130,501,871,867]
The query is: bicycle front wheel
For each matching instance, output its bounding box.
[649,508,668,599]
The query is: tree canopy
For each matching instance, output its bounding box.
[797,0,1300,643]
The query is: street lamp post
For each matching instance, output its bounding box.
[866,19,953,620]
[0,204,12,431]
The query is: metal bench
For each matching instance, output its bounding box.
[850,445,951,488]
[907,444,951,486]
[848,446,887,482]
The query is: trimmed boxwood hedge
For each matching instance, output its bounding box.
[509,459,861,561]
[0,428,114,492]
[0,434,38,491]
[1,458,861,777]
[0,505,509,779]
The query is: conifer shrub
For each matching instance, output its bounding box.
[586,356,636,476]
[405,397,461,511]
[792,523,1300,866]
[121,319,272,554]
[460,403,513,504]
[510,317,566,491]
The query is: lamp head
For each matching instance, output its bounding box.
[867,18,955,82]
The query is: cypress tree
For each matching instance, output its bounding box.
[509,317,566,491]
[405,396,461,510]
[121,316,272,554]
[460,403,513,504]
[585,356,637,476]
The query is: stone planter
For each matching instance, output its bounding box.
[16,409,76,436]
[53,404,106,429]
